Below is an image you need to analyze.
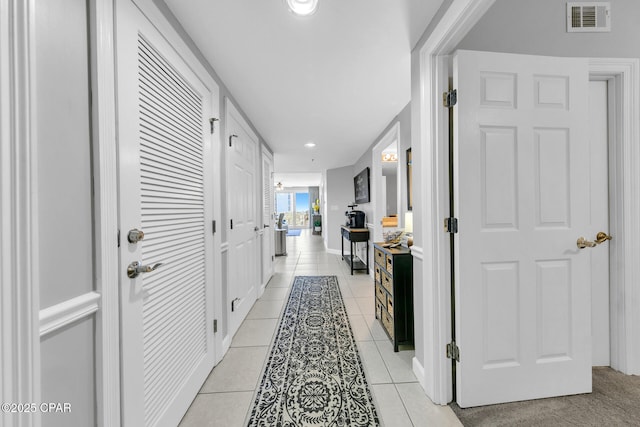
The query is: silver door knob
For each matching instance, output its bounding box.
[128,228,145,243]
[127,261,163,278]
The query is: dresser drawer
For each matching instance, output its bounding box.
[375,264,381,283]
[374,248,385,267]
[381,271,393,295]
[376,299,384,320]
[386,255,394,275]
[375,282,386,305]
[382,309,394,340]
[387,296,394,318]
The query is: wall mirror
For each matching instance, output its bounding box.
[381,141,400,227]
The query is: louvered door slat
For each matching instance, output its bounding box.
[137,34,207,427]
[140,119,203,156]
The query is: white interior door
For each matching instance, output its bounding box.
[226,100,259,337]
[453,50,595,407]
[262,148,275,287]
[117,2,215,425]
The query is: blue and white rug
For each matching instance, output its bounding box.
[248,276,379,426]
[287,229,302,237]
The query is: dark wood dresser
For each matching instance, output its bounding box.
[373,242,414,351]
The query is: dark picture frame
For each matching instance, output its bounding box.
[406,148,413,210]
[354,167,370,204]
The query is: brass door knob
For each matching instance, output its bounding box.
[595,232,612,244]
[577,232,612,249]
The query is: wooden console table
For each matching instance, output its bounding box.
[340,226,369,275]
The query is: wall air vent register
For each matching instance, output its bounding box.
[567,2,611,32]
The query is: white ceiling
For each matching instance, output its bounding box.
[164,0,444,183]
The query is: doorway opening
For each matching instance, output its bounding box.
[276,190,310,229]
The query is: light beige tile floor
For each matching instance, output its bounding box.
[179,229,462,427]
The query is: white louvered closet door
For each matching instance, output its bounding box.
[262,148,275,285]
[117,2,215,426]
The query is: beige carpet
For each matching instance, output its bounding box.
[451,367,640,426]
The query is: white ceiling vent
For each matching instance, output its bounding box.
[567,2,611,32]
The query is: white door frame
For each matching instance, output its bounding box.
[371,122,401,244]
[589,58,640,374]
[414,0,640,405]
[1,2,41,426]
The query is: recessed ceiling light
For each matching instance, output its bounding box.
[304,142,316,148]
[286,0,318,16]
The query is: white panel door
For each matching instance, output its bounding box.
[117,1,215,425]
[226,100,259,337]
[262,148,275,286]
[453,50,594,407]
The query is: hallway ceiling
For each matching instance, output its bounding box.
[163,0,444,176]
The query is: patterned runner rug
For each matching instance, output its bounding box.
[248,275,379,426]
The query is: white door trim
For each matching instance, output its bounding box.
[1,2,39,426]
[413,0,497,405]
[415,0,640,403]
[589,58,640,375]
[91,0,122,424]
[371,122,401,244]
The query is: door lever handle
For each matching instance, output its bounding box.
[577,232,612,249]
[127,261,163,278]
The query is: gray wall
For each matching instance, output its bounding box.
[458,0,640,58]
[325,166,356,252]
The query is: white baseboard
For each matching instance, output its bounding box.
[413,356,426,391]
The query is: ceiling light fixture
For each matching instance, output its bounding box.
[286,0,318,16]
[382,153,398,162]
[304,142,316,148]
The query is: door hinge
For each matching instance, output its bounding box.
[443,89,457,108]
[446,341,460,362]
[229,134,238,147]
[444,217,458,233]
[213,319,218,333]
[230,219,233,230]
[117,229,121,247]
[212,220,216,234]
[209,117,219,134]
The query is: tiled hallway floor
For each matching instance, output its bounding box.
[179,230,462,427]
